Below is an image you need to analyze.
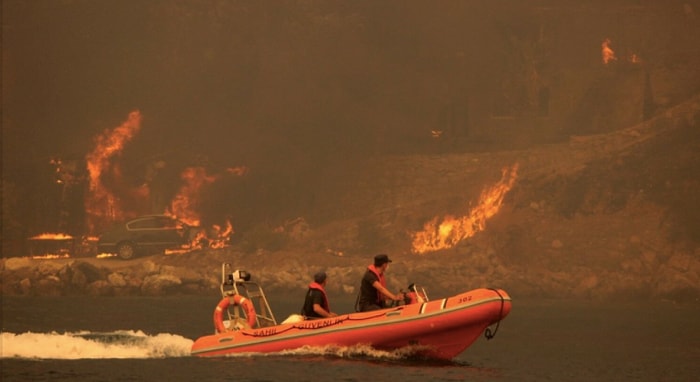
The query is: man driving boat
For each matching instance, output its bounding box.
[357,254,405,311]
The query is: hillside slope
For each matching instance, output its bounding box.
[2,96,699,302]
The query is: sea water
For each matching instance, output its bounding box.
[2,296,699,381]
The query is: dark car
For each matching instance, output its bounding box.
[96,215,198,259]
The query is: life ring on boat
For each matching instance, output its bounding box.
[213,294,257,333]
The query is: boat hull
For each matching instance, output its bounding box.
[191,288,511,360]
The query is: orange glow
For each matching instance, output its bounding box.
[84,111,143,233]
[167,166,217,227]
[28,232,74,258]
[166,167,243,248]
[602,38,616,64]
[77,110,244,253]
[164,248,191,256]
[411,164,518,254]
[30,254,71,260]
[209,220,234,249]
[29,233,74,240]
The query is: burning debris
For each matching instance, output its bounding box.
[179,219,235,252]
[29,233,74,240]
[27,233,74,259]
[165,165,247,249]
[411,164,519,254]
[27,233,99,259]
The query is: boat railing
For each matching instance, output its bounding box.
[221,263,278,328]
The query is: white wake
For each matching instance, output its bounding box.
[1,330,193,359]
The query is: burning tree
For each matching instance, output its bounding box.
[84,110,144,234]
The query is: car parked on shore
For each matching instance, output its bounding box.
[96,215,199,259]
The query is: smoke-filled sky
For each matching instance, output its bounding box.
[4,1,388,170]
[4,0,491,166]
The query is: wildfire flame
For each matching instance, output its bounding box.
[602,38,616,64]
[84,110,143,233]
[209,220,234,249]
[411,164,519,254]
[167,166,217,227]
[31,254,71,260]
[29,233,73,240]
[43,110,247,257]
[165,166,245,249]
[28,233,74,259]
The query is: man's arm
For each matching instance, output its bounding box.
[311,291,336,317]
[312,303,336,317]
[372,280,403,301]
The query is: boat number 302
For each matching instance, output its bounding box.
[458,295,473,303]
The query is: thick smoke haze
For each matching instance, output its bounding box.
[3,0,700,256]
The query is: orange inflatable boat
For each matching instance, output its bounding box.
[191,264,511,360]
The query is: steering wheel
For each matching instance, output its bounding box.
[386,292,407,308]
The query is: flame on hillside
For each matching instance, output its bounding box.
[411,164,518,254]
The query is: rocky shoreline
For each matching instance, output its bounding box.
[3,245,698,304]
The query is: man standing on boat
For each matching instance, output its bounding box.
[357,254,405,312]
[302,271,337,318]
